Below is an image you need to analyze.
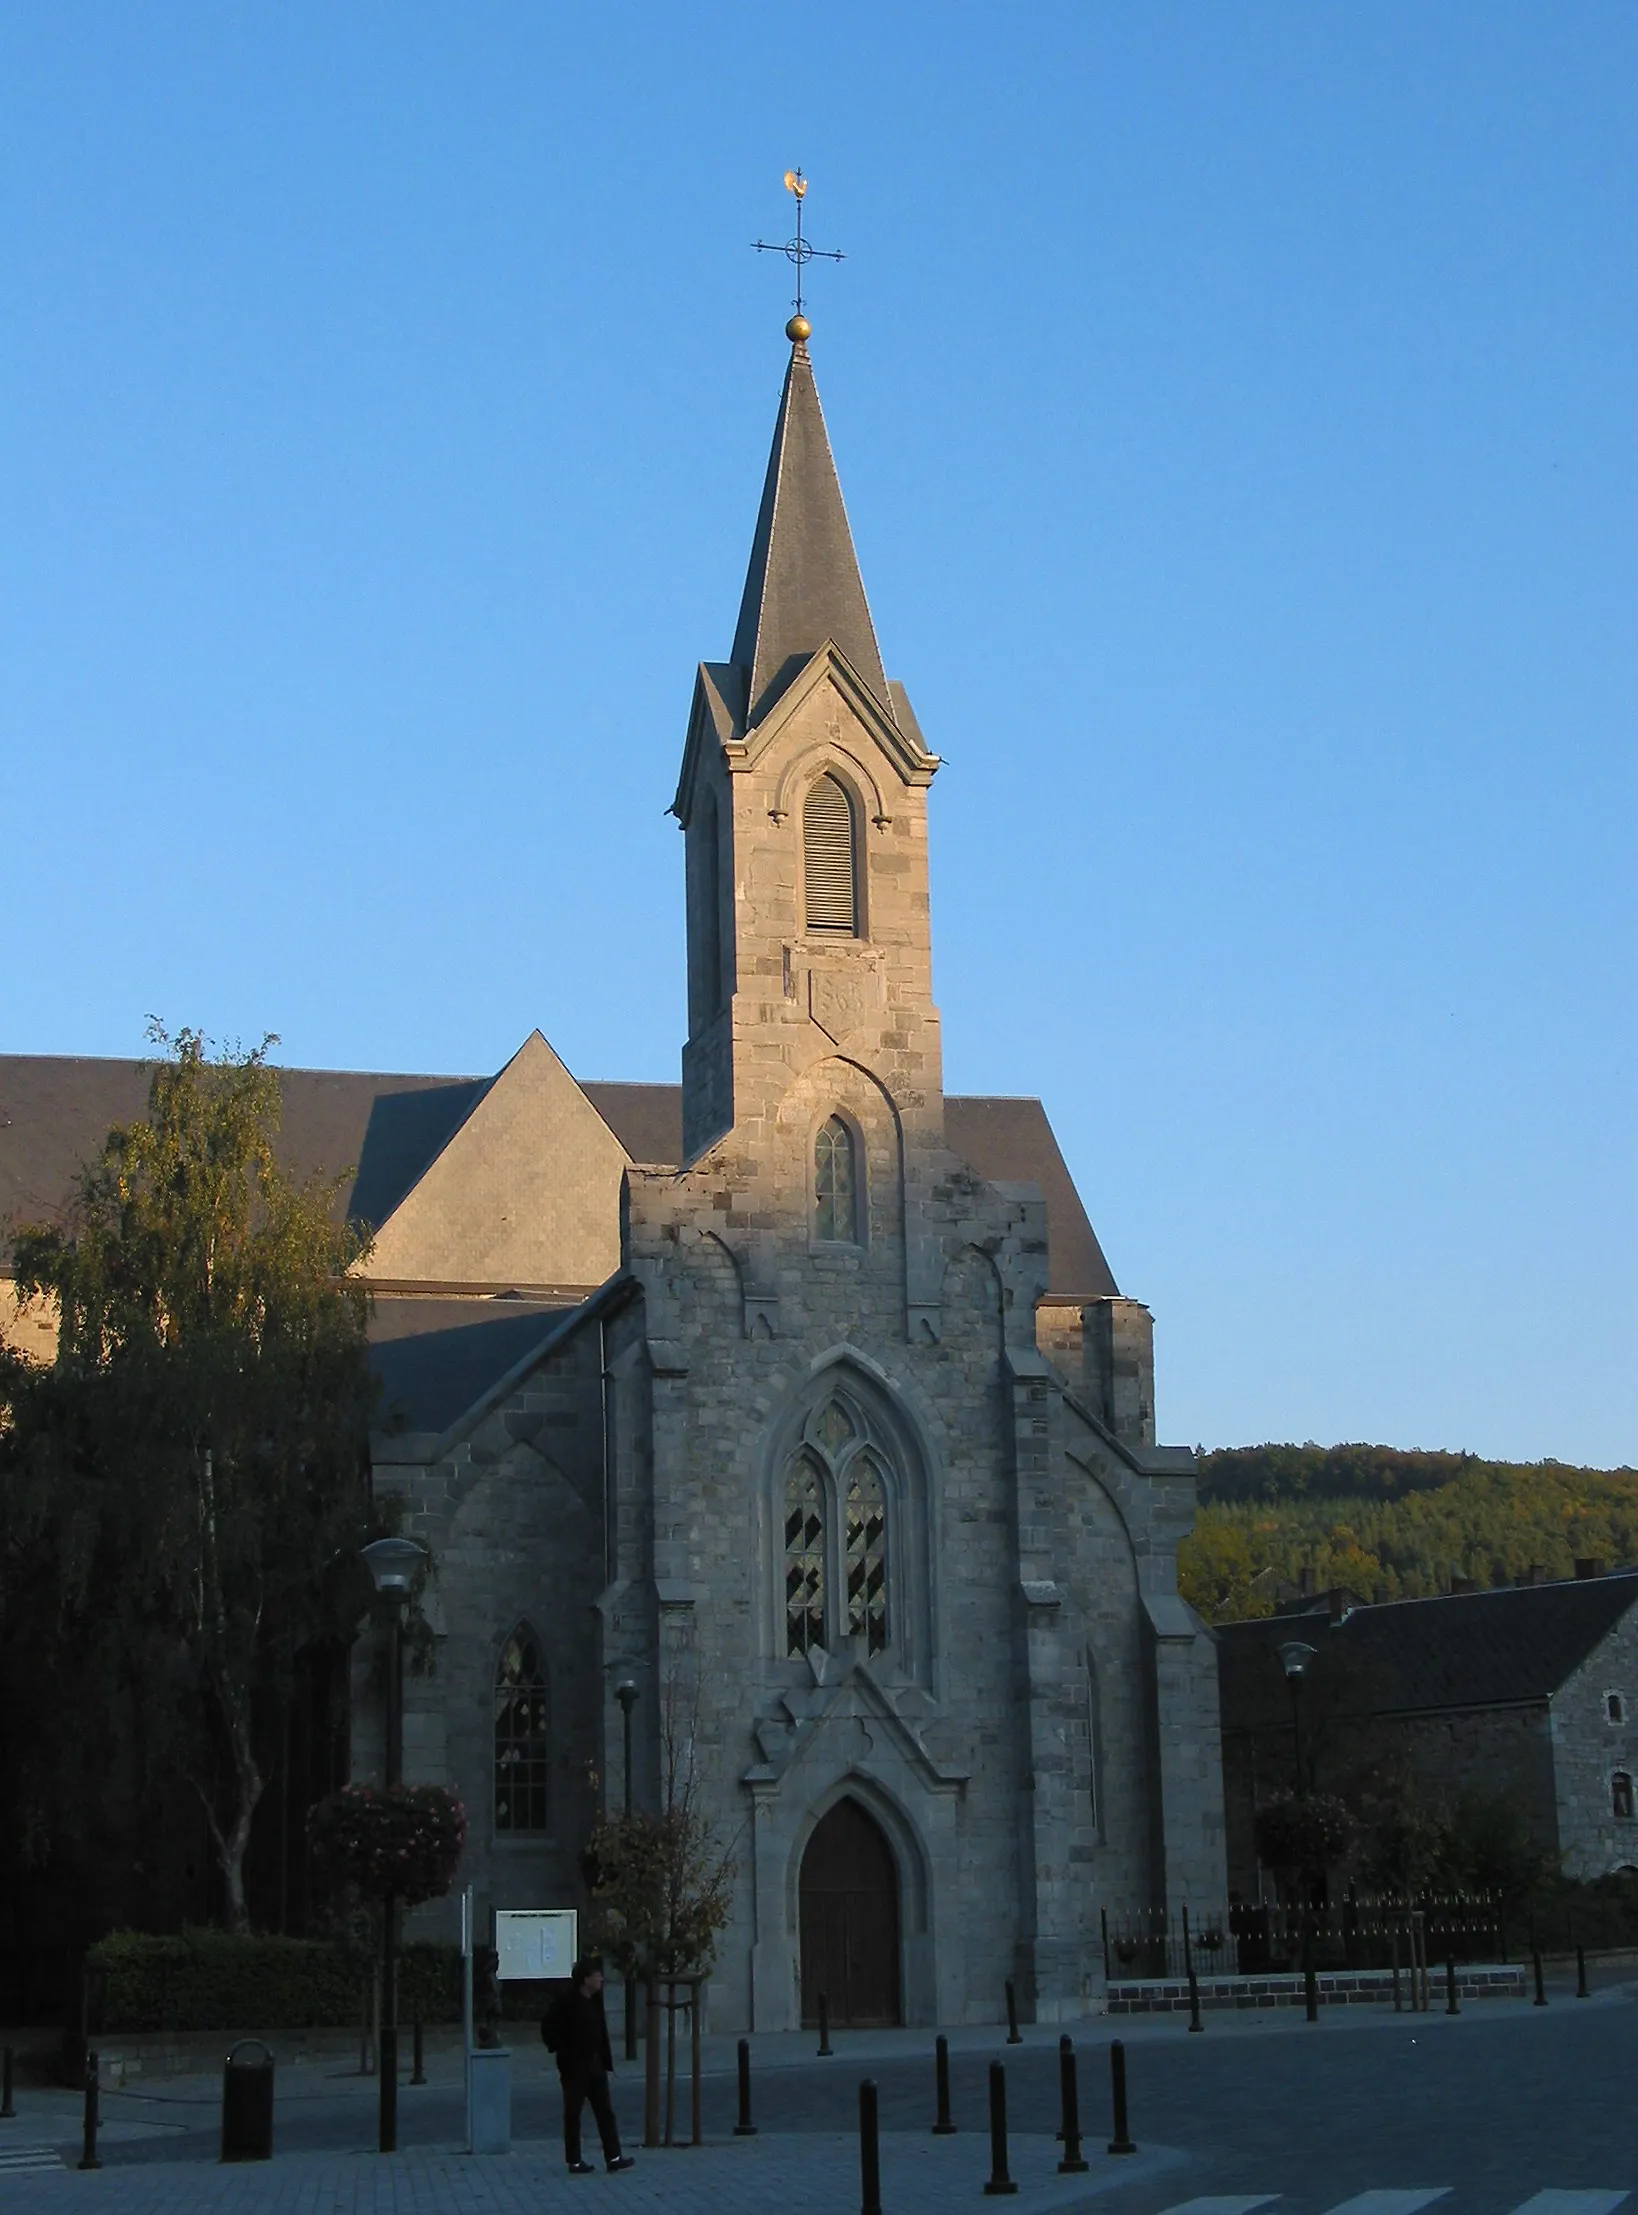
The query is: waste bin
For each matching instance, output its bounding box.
[221,2039,275,2162]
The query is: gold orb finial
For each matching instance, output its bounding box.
[786,312,811,343]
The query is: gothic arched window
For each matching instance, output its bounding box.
[803,773,858,934]
[494,1630,549,1833]
[785,1457,827,1658]
[845,1456,889,1655]
[814,1116,858,1243]
[781,1395,896,1662]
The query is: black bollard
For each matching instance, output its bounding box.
[984,2059,1018,2195]
[78,2051,101,2172]
[860,2078,883,2215]
[932,2033,956,2134]
[1577,1943,1590,1999]
[1188,1957,1204,2033]
[1,2044,13,2120]
[1533,1949,1548,2007]
[1057,2036,1088,2175]
[735,2037,757,2136]
[1303,1927,1319,2023]
[411,2017,425,2086]
[1107,2038,1136,2156]
[1445,1959,1459,2016]
[1005,1978,1022,2044]
[818,1990,833,2056]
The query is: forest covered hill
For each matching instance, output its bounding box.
[1177,1442,1638,1624]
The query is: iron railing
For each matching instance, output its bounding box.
[1102,1893,1503,1981]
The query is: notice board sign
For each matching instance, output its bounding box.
[494,1908,577,1982]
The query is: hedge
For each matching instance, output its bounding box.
[85,1930,464,2032]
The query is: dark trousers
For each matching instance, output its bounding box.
[561,2064,622,2166]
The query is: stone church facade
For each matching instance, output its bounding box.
[363,328,1225,2031]
[0,326,1225,2024]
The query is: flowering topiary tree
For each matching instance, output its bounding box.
[308,1784,467,1908]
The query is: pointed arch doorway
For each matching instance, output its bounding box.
[799,1797,902,2028]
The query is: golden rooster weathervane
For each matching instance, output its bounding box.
[752,169,845,341]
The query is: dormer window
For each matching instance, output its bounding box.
[803,773,859,934]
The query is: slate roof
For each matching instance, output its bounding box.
[730,339,891,725]
[1217,1575,1638,1727]
[369,1296,577,1438]
[0,1055,1117,1301]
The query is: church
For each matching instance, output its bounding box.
[0,315,1225,2027]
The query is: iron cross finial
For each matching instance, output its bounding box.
[752,168,845,339]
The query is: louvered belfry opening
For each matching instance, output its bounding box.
[803,773,858,933]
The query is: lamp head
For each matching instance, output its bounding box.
[1277,1639,1318,1681]
[361,1535,427,1597]
[614,1680,639,1715]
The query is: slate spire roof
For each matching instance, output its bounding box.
[730,338,890,725]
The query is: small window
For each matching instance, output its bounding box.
[814,1116,858,1243]
[1614,1772,1634,1820]
[1609,1693,1625,1724]
[803,774,858,934]
[785,1457,827,1658]
[494,1632,549,1833]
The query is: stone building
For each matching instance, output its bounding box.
[0,323,1225,2024]
[1218,1571,1638,1893]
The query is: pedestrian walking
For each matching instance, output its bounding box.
[543,1957,635,2175]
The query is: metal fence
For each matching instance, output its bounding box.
[1102,1894,1503,1981]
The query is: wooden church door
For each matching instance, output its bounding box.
[799,1797,902,2027]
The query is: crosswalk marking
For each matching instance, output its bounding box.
[1157,2200,1280,2215]
[1511,2197,1629,2215]
[1325,2195,1451,2215]
[0,2145,67,2174]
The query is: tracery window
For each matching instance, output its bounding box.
[803,773,858,934]
[845,1457,889,1655]
[782,1394,893,1661]
[814,1116,858,1243]
[1614,1772,1634,1821]
[785,1457,827,1658]
[494,1630,549,1833]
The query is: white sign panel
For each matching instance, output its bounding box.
[494,1908,578,1982]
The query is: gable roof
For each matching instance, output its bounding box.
[1217,1575,1638,1724]
[730,339,890,727]
[0,1056,1118,1300]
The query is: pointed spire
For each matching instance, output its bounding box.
[731,338,890,725]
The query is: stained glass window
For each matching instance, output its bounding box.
[785,1457,827,1657]
[845,1456,889,1656]
[494,1631,549,1833]
[815,1116,857,1242]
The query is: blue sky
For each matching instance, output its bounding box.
[3,5,1633,1464]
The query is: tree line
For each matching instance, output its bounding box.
[1180,1442,1638,1624]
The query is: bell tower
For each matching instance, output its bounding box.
[673,324,943,1167]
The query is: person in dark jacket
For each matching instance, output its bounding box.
[542,1957,633,2174]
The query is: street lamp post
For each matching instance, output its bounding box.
[1276,1641,1317,1792]
[1276,1639,1319,2022]
[614,1681,639,2059]
[361,1536,427,2157]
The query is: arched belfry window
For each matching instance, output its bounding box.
[494,1630,549,1834]
[781,1393,893,1661]
[804,773,859,934]
[814,1116,858,1243]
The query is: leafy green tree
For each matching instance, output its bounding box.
[4,1025,377,1930]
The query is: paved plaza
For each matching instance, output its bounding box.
[1,1979,1633,2215]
